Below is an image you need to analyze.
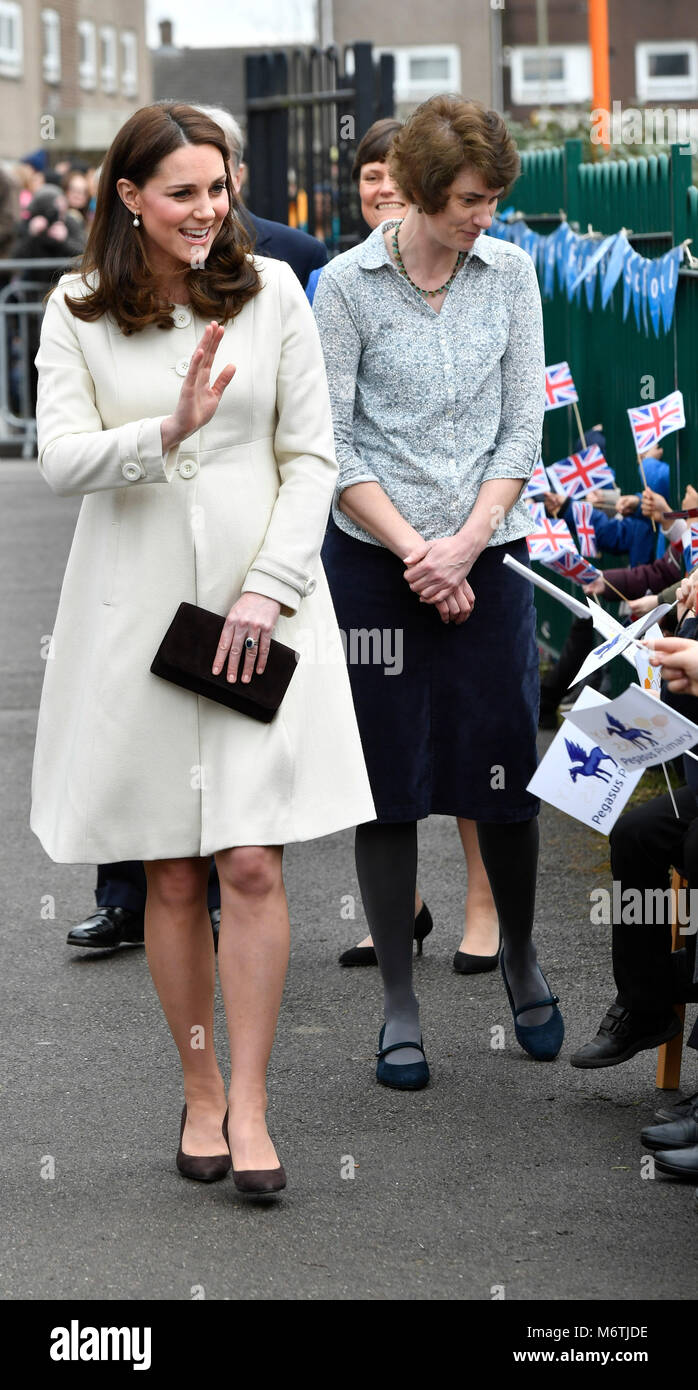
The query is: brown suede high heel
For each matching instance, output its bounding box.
[176,1105,232,1182]
[223,1115,286,1196]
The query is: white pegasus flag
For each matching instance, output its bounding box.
[527,688,643,833]
[565,684,698,771]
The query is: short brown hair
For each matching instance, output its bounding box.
[387,95,520,214]
[61,102,261,334]
[351,118,402,182]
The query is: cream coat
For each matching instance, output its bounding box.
[30,257,376,862]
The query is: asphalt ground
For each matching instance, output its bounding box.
[1,460,696,1302]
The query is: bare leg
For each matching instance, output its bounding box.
[455,817,500,955]
[144,858,228,1156]
[215,845,289,1172]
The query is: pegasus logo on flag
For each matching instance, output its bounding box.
[606,713,658,747]
[595,634,621,658]
[565,739,617,783]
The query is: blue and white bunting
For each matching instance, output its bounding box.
[600,231,632,308]
[487,216,684,337]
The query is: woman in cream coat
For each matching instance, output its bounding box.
[31,102,375,1196]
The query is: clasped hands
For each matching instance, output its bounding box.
[402,534,476,625]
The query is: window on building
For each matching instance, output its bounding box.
[77,19,96,90]
[99,25,117,94]
[0,1,22,79]
[374,45,460,106]
[510,45,591,105]
[635,41,698,101]
[120,30,137,97]
[41,9,60,84]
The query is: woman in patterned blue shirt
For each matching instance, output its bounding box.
[313,95,564,1088]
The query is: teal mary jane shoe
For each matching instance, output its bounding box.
[500,956,564,1061]
[376,1024,430,1090]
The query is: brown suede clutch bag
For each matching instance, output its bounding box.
[150,601,300,723]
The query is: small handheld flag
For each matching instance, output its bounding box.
[523,458,552,498]
[571,500,598,558]
[525,499,547,527]
[627,390,685,453]
[526,516,576,561]
[683,523,698,573]
[546,445,615,499]
[544,361,579,411]
[542,549,601,587]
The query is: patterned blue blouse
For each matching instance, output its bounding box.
[312,220,546,549]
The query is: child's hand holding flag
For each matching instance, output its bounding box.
[647,635,698,694]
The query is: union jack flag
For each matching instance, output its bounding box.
[571,500,598,558]
[683,523,698,573]
[544,361,578,411]
[627,390,685,453]
[526,516,576,560]
[523,458,552,498]
[542,549,602,586]
[546,445,615,499]
[525,500,547,527]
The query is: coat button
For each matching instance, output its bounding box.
[175,357,190,376]
[122,461,143,481]
[303,577,317,595]
[171,307,192,328]
[178,458,198,479]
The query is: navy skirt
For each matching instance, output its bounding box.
[321,519,540,823]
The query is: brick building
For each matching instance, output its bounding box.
[0,0,151,162]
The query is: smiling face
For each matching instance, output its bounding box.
[116,143,229,281]
[425,166,504,252]
[358,160,408,229]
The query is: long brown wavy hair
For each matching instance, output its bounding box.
[61,102,261,334]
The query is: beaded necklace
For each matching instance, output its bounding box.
[389,219,465,299]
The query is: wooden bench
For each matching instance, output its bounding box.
[655,869,687,1090]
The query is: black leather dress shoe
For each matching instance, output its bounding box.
[569,1002,681,1068]
[66,907,144,949]
[653,1142,698,1179]
[641,1102,698,1152]
[654,1088,698,1125]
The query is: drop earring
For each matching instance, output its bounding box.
[132,214,140,226]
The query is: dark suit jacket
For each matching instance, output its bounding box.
[239,209,328,289]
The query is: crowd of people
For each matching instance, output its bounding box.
[534,429,698,1196]
[10,95,697,1209]
[0,151,97,416]
[0,149,95,264]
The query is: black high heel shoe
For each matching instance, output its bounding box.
[339,902,433,966]
[453,928,501,975]
[176,1105,232,1182]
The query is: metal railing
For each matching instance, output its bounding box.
[246,42,395,256]
[0,258,77,458]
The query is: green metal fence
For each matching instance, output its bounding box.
[510,139,698,664]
